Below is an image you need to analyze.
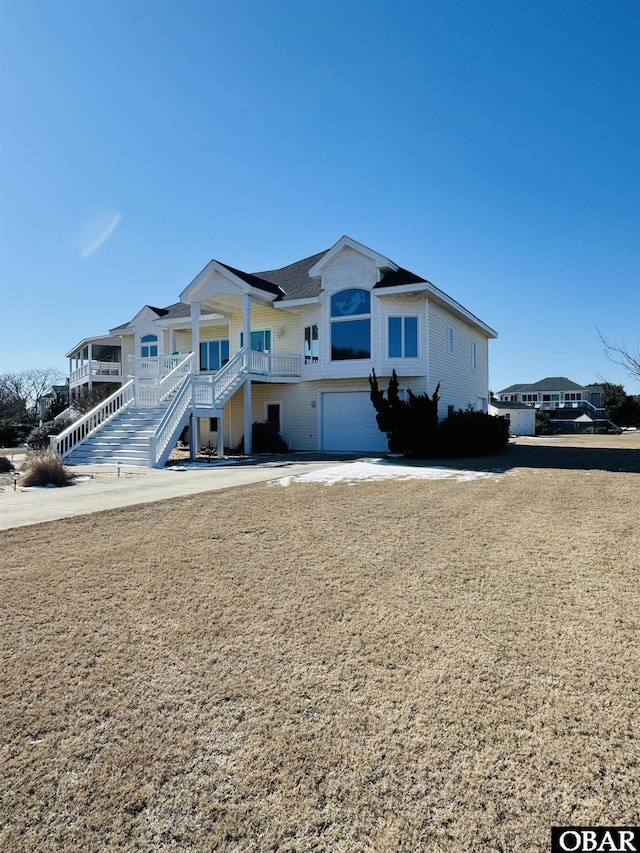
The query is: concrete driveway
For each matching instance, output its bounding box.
[0,456,350,530]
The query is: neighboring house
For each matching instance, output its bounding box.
[56,236,498,466]
[495,377,615,433]
[496,377,603,410]
[488,400,535,436]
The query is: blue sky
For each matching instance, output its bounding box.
[1,0,638,394]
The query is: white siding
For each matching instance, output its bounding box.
[428,303,490,417]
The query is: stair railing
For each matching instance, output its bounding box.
[212,348,248,406]
[149,349,249,467]
[150,375,194,467]
[159,352,194,401]
[50,379,135,460]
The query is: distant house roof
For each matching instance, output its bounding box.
[498,377,589,394]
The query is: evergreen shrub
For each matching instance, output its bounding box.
[25,420,71,451]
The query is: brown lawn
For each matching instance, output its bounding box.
[1,434,639,852]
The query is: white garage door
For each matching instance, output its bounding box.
[322,391,389,452]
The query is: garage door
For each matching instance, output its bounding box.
[321,391,389,452]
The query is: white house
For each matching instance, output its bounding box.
[55,236,498,467]
[488,400,536,436]
[496,378,604,411]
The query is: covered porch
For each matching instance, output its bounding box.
[67,334,123,399]
[178,259,299,455]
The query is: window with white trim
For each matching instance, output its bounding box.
[200,340,229,371]
[330,289,371,360]
[304,324,319,363]
[240,330,272,352]
[388,316,418,358]
[141,335,158,357]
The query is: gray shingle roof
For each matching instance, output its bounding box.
[497,377,588,394]
[109,247,444,328]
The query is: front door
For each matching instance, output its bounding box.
[266,403,281,433]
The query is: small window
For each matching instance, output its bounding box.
[304,324,319,363]
[210,417,219,432]
[447,328,453,353]
[388,317,418,358]
[141,334,158,358]
[447,404,455,418]
[471,341,477,369]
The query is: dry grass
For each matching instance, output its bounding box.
[17,450,74,488]
[1,435,639,852]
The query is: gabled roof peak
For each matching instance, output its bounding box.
[307,235,399,278]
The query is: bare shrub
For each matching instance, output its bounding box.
[19,450,74,487]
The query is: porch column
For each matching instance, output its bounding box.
[242,293,252,454]
[88,342,94,394]
[190,302,201,374]
[190,414,200,461]
[217,413,224,459]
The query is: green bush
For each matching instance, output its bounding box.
[0,455,14,473]
[0,419,31,447]
[439,410,510,457]
[369,369,440,456]
[19,450,74,487]
[535,411,552,435]
[369,371,509,458]
[25,419,71,451]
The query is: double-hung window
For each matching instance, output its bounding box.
[388,316,418,358]
[331,289,371,360]
[200,340,230,371]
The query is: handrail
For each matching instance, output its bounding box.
[151,375,193,467]
[50,379,135,459]
[159,352,194,401]
[212,348,248,402]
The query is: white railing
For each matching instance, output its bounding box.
[70,360,122,384]
[270,354,301,376]
[150,350,249,466]
[538,400,600,413]
[150,376,193,467]
[211,348,248,405]
[133,353,194,408]
[160,352,194,400]
[127,353,185,378]
[50,380,135,459]
[248,350,269,374]
[246,351,300,377]
[136,382,160,408]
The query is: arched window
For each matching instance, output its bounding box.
[141,334,158,358]
[330,289,371,360]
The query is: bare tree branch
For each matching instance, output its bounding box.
[597,327,640,382]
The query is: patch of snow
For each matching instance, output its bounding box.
[277,459,505,486]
